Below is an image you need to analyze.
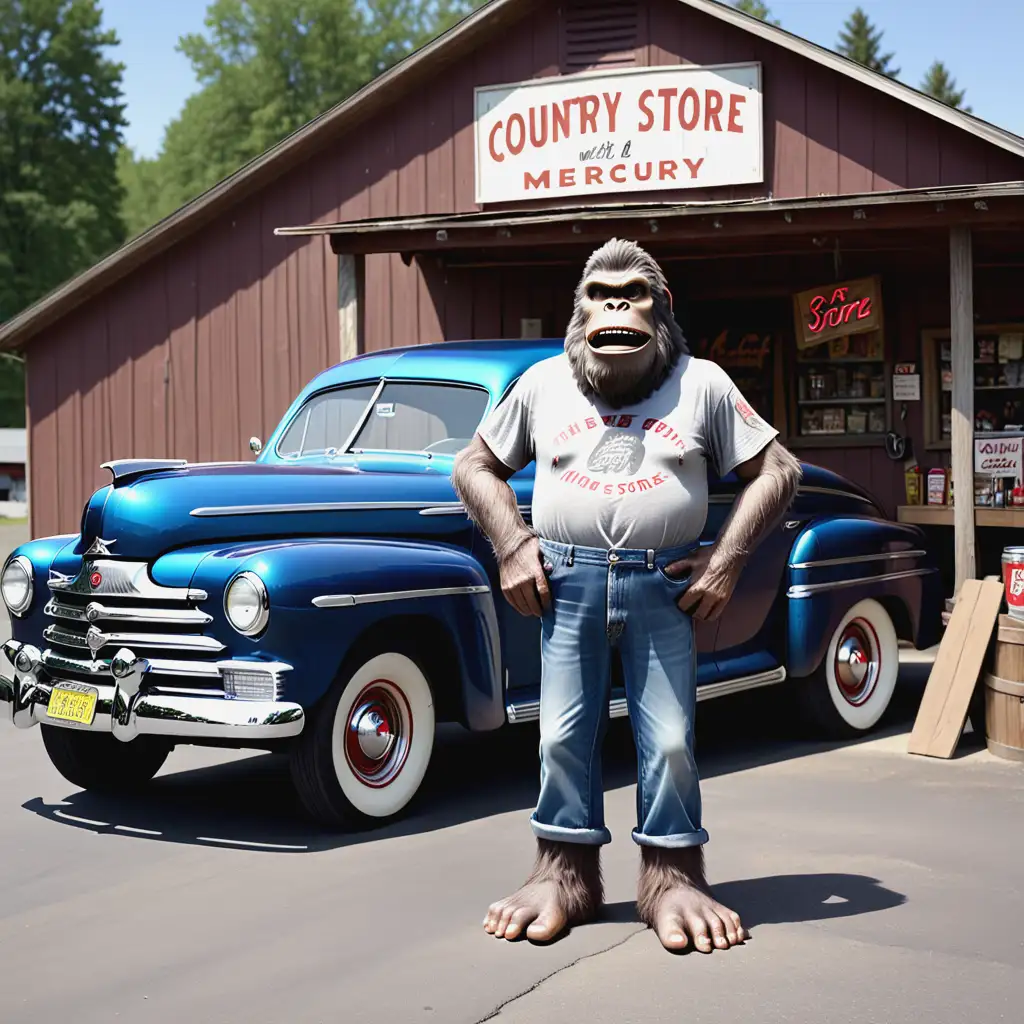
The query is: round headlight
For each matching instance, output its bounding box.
[1,556,33,616]
[224,571,269,636]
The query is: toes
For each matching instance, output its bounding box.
[503,905,538,941]
[494,905,517,939]
[707,911,730,950]
[526,906,567,942]
[656,915,690,951]
[483,901,504,934]
[685,913,713,953]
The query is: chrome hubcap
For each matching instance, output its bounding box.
[834,619,879,706]
[343,681,412,786]
[352,702,395,762]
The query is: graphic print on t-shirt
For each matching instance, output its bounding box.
[587,431,645,475]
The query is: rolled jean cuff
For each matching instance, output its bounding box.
[631,827,709,849]
[530,817,612,846]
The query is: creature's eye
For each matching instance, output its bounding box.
[587,284,607,302]
[623,283,645,301]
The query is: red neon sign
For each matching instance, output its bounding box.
[805,286,873,335]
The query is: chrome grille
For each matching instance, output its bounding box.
[43,559,224,692]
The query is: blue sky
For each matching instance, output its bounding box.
[105,0,1024,160]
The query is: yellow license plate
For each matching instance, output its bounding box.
[47,684,98,726]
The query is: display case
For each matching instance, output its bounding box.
[787,330,890,446]
[921,323,1024,449]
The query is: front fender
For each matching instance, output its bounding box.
[188,538,503,730]
[785,516,942,678]
[5,534,80,647]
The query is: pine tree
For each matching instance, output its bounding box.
[836,7,899,79]
[921,61,971,112]
[733,0,780,25]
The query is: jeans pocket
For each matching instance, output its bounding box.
[656,565,691,587]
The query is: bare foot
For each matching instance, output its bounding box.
[484,838,603,942]
[637,845,748,953]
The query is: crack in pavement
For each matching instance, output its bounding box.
[474,926,648,1022]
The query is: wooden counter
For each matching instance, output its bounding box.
[897,505,1024,528]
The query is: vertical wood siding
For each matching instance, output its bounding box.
[23,0,1024,535]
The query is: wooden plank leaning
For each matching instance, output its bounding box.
[908,577,1004,758]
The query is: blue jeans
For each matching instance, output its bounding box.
[531,538,709,850]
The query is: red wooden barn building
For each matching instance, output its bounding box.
[4,0,1024,591]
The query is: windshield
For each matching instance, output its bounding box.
[276,380,491,458]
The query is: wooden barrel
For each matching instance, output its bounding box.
[984,615,1024,763]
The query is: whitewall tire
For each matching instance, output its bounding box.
[798,598,899,738]
[291,650,435,829]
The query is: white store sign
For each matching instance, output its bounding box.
[974,435,1024,477]
[474,62,763,205]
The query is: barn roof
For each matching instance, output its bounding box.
[3,0,1024,351]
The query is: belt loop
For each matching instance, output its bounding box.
[646,548,654,570]
[567,545,575,566]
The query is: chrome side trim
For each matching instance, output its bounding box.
[45,599,213,626]
[419,502,531,517]
[787,567,933,599]
[43,625,226,654]
[47,560,208,602]
[190,501,438,517]
[789,549,928,570]
[312,584,491,608]
[506,667,787,723]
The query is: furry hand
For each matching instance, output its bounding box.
[665,545,743,621]
[499,537,551,617]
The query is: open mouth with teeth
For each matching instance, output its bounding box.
[586,327,652,353]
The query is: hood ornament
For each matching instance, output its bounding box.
[83,537,116,557]
[86,626,107,655]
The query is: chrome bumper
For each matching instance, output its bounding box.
[0,641,304,743]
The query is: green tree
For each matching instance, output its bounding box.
[836,7,899,79]
[0,0,127,425]
[921,60,970,111]
[120,0,486,237]
[733,0,780,26]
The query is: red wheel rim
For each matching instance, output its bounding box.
[343,679,413,788]
[833,617,880,707]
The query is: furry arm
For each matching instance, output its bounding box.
[708,438,802,573]
[674,439,802,621]
[451,435,550,617]
[451,435,535,560]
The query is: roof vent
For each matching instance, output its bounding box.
[561,0,639,73]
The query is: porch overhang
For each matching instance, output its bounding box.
[275,181,1024,257]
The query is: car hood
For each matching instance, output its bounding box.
[79,463,473,559]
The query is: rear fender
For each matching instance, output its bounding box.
[785,516,941,678]
[189,538,502,730]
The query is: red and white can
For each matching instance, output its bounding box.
[1003,546,1024,620]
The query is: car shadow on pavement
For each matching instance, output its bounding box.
[599,871,907,930]
[20,659,973,854]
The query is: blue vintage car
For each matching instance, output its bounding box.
[0,339,943,828]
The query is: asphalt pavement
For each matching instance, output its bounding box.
[0,522,1021,1024]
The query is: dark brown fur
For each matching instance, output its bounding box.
[636,845,709,928]
[528,839,604,924]
[564,238,689,409]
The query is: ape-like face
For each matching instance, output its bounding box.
[565,239,689,409]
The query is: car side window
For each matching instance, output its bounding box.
[277,383,379,457]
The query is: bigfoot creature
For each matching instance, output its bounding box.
[452,238,802,952]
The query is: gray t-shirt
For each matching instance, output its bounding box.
[477,352,777,550]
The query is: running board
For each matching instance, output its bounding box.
[505,666,788,724]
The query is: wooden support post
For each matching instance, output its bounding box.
[338,252,361,363]
[949,226,976,593]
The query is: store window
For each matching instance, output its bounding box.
[921,324,1024,447]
